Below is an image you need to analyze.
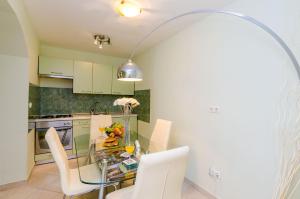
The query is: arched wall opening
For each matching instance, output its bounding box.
[0,0,31,185]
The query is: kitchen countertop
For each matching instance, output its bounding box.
[28,113,137,122]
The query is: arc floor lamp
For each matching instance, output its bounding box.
[117,9,300,81]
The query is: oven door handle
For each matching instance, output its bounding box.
[36,127,72,132]
[55,127,72,131]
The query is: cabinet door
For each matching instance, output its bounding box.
[92,63,112,94]
[111,65,134,95]
[39,56,73,77]
[73,120,90,155]
[73,61,93,94]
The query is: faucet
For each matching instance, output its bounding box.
[103,105,109,115]
[90,102,100,115]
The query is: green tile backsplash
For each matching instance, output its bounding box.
[39,87,127,114]
[29,86,150,123]
[133,89,150,123]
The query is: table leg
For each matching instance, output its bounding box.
[99,184,104,199]
[98,159,108,199]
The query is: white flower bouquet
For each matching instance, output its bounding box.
[113,97,140,114]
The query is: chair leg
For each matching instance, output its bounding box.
[113,184,118,190]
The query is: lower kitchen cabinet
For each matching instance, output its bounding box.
[73,120,91,155]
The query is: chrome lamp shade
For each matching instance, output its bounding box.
[117,59,143,81]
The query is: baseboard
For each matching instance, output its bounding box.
[0,180,27,191]
[27,166,34,181]
[184,177,218,199]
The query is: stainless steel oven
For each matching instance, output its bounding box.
[35,120,73,154]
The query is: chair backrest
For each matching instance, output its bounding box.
[132,146,189,199]
[45,127,70,194]
[148,119,172,153]
[90,114,112,145]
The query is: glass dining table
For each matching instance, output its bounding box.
[74,132,149,199]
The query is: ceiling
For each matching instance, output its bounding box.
[24,0,235,58]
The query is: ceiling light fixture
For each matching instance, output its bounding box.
[117,9,300,82]
[94,34,110,49]
[117,0,141,18]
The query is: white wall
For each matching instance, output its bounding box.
[8,0,39,85]
[0,54,29,185]
[0,0,37,185]
[0,10,27,57]
[40,44,126,65]
[135,0,300,198]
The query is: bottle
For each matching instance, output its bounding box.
[134,140,141,159]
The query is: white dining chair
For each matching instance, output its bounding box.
[45,127,100,199]
[106,146,190,199]
[89,115,119,192]
[90,114,112,145]
[148,119,172,153]
[88,114,112,163]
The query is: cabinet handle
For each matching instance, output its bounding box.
[50,71,63,75]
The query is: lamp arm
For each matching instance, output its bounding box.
[129,9,300,79]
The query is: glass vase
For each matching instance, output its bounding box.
[123,104,132,146]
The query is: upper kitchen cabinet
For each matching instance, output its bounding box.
[112,65,134,95]
[73,61,93,94]
[39,56,74,78]
[93,63,112,94]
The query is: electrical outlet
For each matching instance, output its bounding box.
[209,106,220,113]
[209,167,215,177]
[214,170,221,181]
[209,167,222,181]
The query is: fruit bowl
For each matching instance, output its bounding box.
[103,122,125,147]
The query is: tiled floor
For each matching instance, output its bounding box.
[0,160,208,199]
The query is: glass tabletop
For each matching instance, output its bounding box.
[74,132,150,185]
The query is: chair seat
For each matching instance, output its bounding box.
[106,186,134,199]
[46,128,101,198]
[66,164,100,196]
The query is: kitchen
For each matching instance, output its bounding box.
[27,44,148,165]
[2,0,300,199]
